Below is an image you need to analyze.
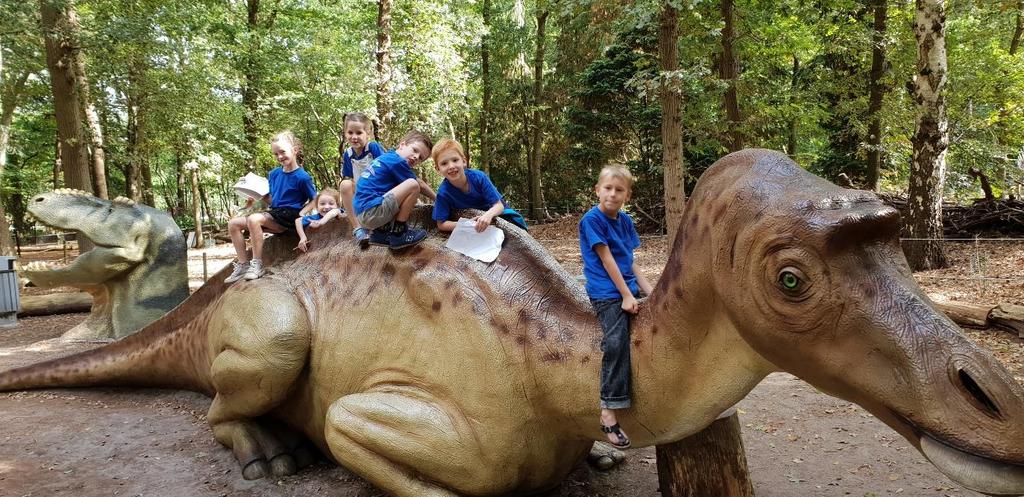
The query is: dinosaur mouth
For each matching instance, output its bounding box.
[23,260,70,273]
[921,435,1024,496]
[887,411,1024,495]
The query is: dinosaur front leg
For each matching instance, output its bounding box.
[205,286,312,480]
[324,391,500,497]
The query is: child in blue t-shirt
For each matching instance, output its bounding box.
[353,129,436,250]
[578,164,654,450]
[295,187,343,252]
[337,113,386,247]
[430,138,527,233]
[226,131,317,283]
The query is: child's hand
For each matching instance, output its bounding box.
[621,295,639,314]
[473,214,494,233]
[295,239,309,252]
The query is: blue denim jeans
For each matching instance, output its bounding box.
[591,294,637,410]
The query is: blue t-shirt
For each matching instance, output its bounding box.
[579,205,641,300]
[341,141,386,182]
[432,169,505,222]
[353,150,417,214]
[268,166,317,210]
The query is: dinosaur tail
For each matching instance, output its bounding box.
[0,278,223,396]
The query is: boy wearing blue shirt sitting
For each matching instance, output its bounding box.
[431,138,527,233]
[578,164,654,450]
[353,130,437,250]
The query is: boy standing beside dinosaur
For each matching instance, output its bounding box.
[579,164,654,449]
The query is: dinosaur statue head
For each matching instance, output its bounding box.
[694,150,1024,495]
[23,190,149,287]
[22,189,188,340]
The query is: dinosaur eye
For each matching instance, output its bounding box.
[776,267,807,295]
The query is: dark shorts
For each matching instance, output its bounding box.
[268,207,301,232]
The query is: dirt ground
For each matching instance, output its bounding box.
[1,217,1022,497]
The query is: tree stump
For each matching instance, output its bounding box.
[656,410,755,497]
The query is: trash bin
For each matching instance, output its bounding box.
[0,256,18,328]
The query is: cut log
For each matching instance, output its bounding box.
[18,292,91,316]
[656,411,754,497]
[933,300,990,328]
[989,303,1024,338]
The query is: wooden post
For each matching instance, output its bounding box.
[62,234,68,263]
[202,252,208,281]
[656,411,755,497]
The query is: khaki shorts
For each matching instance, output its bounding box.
[357,192,400,230]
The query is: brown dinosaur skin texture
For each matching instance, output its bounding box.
[2,149,1024,496]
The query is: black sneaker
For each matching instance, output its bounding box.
[389,227,427,250]
[369,227,391,246]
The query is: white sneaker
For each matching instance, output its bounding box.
[224,261,249,283]
[244,259,265,280]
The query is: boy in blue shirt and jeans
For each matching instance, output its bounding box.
[578,164,654,450]
[353,130,437,250]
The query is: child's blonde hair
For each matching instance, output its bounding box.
[431,138,466,165]
[597,164,635,190]
[400,129,433,152]
[271,130,304,165]
[317,187,341,204]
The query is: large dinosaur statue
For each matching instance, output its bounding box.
[2,150,1023,496]
[21,189,189,340]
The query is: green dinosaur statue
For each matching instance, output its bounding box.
[3,150,1024,496]
[21,189,189,340]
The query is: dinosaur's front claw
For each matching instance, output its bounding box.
[242,459,271,480]
[269,453,298,477]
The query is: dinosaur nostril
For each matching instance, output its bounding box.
[33,196,44,202]
[957,369,1001,419]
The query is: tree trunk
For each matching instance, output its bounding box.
[124,53,148,201]
[241,0,272,172]
[19,292,92,317]
[67,6,107,200]
[141,158,154,206]
[174,149,186,217]
[529,9,549,221]
[190,165,203,248]
[479,0,492,175]
[40,0,94,252]
[40,0,91,195]
[376,0,394,145]
[656,412,755,497]
[787,55,799,158]
[718,0,744,152]
[1012,0,1023,55]
[0,58,30,257]
[659,0,686,242]
[866,0,889,192]
[904,0,949,271]
[968,167,995,201]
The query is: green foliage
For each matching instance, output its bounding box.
[3,0,1023,234]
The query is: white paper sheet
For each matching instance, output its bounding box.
[233,172,270,200]
[445,218,505,263]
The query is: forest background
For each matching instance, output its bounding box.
[1,0,1022,267]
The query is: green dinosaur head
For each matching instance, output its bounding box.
[23,189,152,288]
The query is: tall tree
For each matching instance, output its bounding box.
[904,0,949,270]
[241,0,277,171]
[479,0,493,175]
[376,0,394,145]
[0,52,32,256]
[67,10,107,200]
[1012,0,1023,55]
[865,0,889,191]
[529,6,549,220]
[718,0,744,152]
[39,0,91,196]
[659,0,685,242]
